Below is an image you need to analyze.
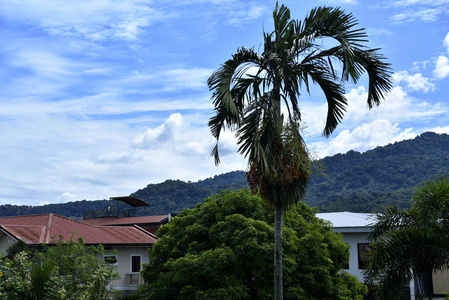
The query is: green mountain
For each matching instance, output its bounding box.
[305,131,449,212]
[129,171,247,215]
[0,171,248,219]
[1,132,448,218]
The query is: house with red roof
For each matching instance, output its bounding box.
[0,213,157,294]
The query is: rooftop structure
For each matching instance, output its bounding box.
[0,213,157,246]
[82,196,150,220]
[316,211,376,233]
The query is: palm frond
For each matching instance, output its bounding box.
[369,206,415,241]
[353,48,392,108]
[208,47,264,164]
[302,65,347,136]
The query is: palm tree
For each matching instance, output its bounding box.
[208,3,392,299]
[365,179,449,300]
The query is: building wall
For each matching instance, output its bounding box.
[432,269,449,294]
[338,231,370,282]
[0,231,17,255]
[108,246,150,291]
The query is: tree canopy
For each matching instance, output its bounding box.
[364,179,449,300]
[139,189,366,300]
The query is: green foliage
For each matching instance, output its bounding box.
[138,189,366,300]
[364,179,449,300]
[306,132,449,212]
[0,239,119,300]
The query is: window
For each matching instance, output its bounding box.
[130,255,142,273]
[357,243,370,269]
[343,243,349,269]
[104,255,118,265]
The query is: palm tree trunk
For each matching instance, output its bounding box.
[274,199,283,300]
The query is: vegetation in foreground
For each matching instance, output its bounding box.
[0,239,119,300]
[138,189,367,300]
[365,178,449,300]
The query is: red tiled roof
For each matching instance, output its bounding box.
[0,214,157,245]
[82,215,169,226]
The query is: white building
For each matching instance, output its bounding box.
[316,211,375,282]
[317,211,449,300]
[0,213,157,297]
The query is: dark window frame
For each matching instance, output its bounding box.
[130,254,142,273]
[357,243,370,269]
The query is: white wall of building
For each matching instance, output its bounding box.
[0,230,17,255]
[339,231,370,282]
[108,246,150,291]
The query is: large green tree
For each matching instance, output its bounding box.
[208,3,392,298]
[365,179,449,300]
[139,189,367,300]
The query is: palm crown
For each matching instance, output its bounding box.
[208,4,391,210]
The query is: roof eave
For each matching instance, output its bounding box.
[332,227,372,233]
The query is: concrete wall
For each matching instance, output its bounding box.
[0,230,17,255]
[338,231,370,282]
[108,246,150,291]
[433,269,449,294]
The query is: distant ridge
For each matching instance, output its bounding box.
[1,132,448,217]
[305,131,449,212]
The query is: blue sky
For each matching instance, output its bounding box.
[1,0,448,206]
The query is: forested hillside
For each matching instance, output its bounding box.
[1,132,448,217]
[129,171,247,215]
[305,131,449,212]
[0,171,248,219]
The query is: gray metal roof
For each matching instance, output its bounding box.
[316,211,376,229]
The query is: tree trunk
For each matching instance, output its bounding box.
[274,199,283,300]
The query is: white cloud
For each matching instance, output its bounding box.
[133,113,184,148]
[131,113,241,159]
[390,0,449,23]
[227,2,267,26]
[301,82,448,157]
[0,109,245,206]
[392,70,435,92]
[0,0,162,42]
[9,50,80,79]
[326,0,359,4]
[368,28,394,36]
[299,81,446,138]
[159,69,213,90]
[51,192,78,205]
[117,68,214,92]
[393,8,441,23]
[444,32,449,51]
[311,120,418,157]
[393,0,449,6]
[432,125,449,134]
[344,85,446,124]
[434,55,449,79]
